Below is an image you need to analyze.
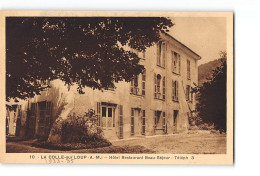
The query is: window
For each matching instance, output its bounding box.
[173,110,178,131]
[172,80,179,101]
[154,73,165,100]
[131,108,134,135]
[142,70,146,95]
[154,110,166,130]
[157,74,161,99]
[172,51,180,74]
[157,41,166,68]
[130,75,139,95]
[186,85,191,101]
[187,60,191,80]
[154,111,161,128]
[101,106,114,129]
[130,70,146,96]
[105,83,115,91]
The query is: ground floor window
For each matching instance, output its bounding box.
[154,110,166,134]
[173,110,179,132]
[101,105,115,129]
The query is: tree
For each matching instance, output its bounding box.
[6,17,173,102]
[196,51,227,132]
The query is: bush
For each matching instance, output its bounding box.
[198,123,214,130]
[33,109,112,150]
[60,109,110,145]
[188,112,203,126]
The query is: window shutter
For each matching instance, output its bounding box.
[162,77,166,100]
[172,80,174,101]
[162,112,166,130]
[131,108,134,135]
[176,81,179,101]
[154,73,157,98]
[172,52,174,72]
[142,110,145,135]
[157,42,161,66]
[162,42,166,67]
[187,60,190,80]
[142,69,146,95]
[96,102,101,126]
[113,108,115,127]
[118,105,123,139]
[178,54,181,74]
[154,111,157,128]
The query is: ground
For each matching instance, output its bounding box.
[6,131,226,154]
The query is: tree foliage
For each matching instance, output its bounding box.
[6,17,173,101]
[196,51,227,132]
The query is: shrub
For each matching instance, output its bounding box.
[60,109,110,145]
[198,123,214,130]
[32,109,112,150]
[188,112,203,126]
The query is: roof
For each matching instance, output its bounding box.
[163,32,201,60]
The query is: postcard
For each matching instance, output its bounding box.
[0,11,233,164]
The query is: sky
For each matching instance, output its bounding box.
[168,17,227,65]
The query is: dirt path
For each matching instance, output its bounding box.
[112,131,226,154]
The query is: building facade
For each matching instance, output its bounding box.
[7,33,201,140]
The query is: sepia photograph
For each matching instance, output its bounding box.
[0,11,233,164]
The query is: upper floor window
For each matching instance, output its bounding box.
[157,41,166,68]
[154,73,165,100]
[141,69,146,95]
[187,60,191,80]
[172,80,179,102]
[186,85,191,101]
[172,51,180,74]
[130,75,139,95]
[130,70,146,96]
[105,83,115,91]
